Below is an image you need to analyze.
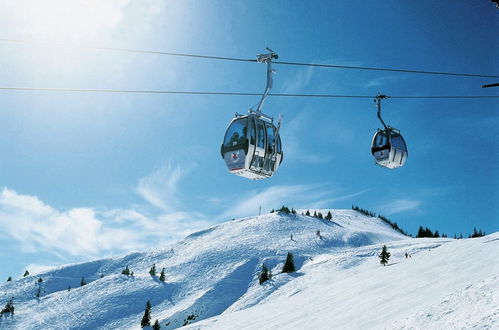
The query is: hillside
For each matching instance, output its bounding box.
[0,210,496,329]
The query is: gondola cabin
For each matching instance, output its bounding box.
[371,128,407,169]
[221,113,283,180]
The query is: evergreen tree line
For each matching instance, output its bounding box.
[378,215,410,236]
[470,228,486,238]
[351,205,376,217]
[270,206,333,221]
[417,226,440,238]
[417,226,448,238]
[352,205,410,237]
[302,210,333,220]
[270,205,297,214]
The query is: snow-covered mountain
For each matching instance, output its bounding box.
[0,210,497,329]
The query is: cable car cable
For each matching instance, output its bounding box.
[0,38,498,79]
[1,87,498,99]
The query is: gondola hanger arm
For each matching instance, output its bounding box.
[375,93,390,130]
[254,48,278,115]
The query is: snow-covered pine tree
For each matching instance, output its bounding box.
[325,211,332,220]
[80,276,87,286]
[305,210,310,216]
[259,263,269,284]
[379,245,390,266]
[122,265,130,276]
[153,319,161,330]
[159,268,166,282]
[1,298,14,315]
[282,252,296,273]
[141,300,152,328]
[149,264,157,276]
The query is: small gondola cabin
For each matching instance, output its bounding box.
[371,128,407,169]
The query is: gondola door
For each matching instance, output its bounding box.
[263,122,276,173]
[250,119,267,174]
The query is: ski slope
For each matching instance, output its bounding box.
[0,210,497,329]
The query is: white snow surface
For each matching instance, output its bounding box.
[0,210,497,329]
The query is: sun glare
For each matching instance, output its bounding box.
[3,0,127,42]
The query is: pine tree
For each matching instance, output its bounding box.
[6,276,12,282]
[153,319,161,330]
[313,211,317,217]
[68,285,71,292]
[159,268,166,282]
[259,263,269,284]
[149,264,157,276]
[282,252,296,273]
[379,245,390,266]
[325,211,332,220]
[122,265,130,276]
[23,270,29,277]
[305,210,310,216]
[80,276,87,286]
[1,298,14,315]
[141,300,152,328]
[37,278,43,283]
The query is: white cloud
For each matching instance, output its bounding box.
[0,163,211,261]
[380,199,422,215]
[281,66,315,94]
[136,163,189,212]
[313,190,369,208]
[364,75,403,89]
[0,188,126,257]
[219,184,331,219]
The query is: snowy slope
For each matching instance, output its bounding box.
[186,234,499,330]
[0,210,496,329]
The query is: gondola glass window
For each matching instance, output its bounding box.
[391,133,407,150]
[373,132,388,151]
[224,118,247,149]
[266,124,275,153]
[257,121,265,149]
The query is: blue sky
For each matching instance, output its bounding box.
[0,0,497,280]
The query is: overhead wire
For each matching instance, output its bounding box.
[0,37,498,79]
[0,87,498,99]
